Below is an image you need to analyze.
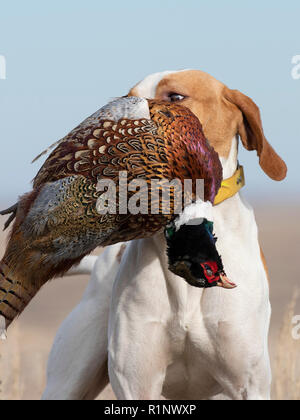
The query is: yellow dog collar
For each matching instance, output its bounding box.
[214,166,245,206]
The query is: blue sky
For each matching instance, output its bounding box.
[0,0,299,204]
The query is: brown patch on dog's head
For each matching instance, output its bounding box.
[129,70,287,180]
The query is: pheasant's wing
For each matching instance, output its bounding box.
[4,111,165,270]
[33,118,158,188]
[3,115,159,234]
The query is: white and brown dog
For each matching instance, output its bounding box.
[43,70,287,400]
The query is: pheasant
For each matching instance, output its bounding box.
[0,97,235,338]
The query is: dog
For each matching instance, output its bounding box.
[42,69,287,400]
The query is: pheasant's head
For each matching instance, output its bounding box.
[165,213,236,289]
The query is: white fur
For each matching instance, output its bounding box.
[43,245,121,400]
[133,71,177,98]
[174,200,213,230]
[65,255,98,276]
[220,134,239,179]
[133,69,189,98]
[43,74,272,401]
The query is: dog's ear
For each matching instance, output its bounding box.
[224,89,287,181]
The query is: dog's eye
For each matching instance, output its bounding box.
[167,93,186,102]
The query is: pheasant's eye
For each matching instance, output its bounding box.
[168,93,185,102]
[204,265,213,276]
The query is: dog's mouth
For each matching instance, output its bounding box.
[169,260,236,289]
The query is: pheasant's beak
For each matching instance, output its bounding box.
[199,261,236,289]
[169,260,237,289]
[216,274,237,289]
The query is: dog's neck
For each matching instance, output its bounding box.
[152,134,267,316]
[219,136,239,180]
[154,134,256,296]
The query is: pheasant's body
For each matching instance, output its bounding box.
[0,97,222,333]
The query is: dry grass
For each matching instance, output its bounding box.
[0,325,46,400]
[0,325,23,400]
[273,289,300,400]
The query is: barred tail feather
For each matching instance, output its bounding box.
[0,262,36,337]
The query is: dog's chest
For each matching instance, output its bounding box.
[157,195,269,398]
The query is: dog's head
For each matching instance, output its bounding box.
[129,69,287,181]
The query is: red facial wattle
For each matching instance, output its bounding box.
[200,261,221,284]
